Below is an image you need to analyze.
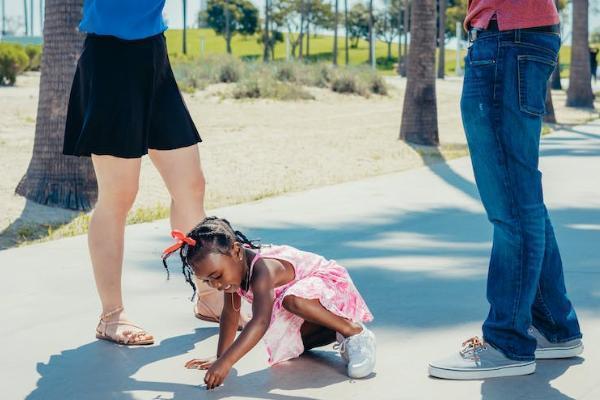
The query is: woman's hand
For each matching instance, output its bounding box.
[184,356,217,370]
[203,358,232,390]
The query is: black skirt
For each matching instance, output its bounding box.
[63,33,201,158]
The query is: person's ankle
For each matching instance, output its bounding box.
[101,305,125,321]
[341,322,363,338]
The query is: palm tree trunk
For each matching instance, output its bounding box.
[306,19,310,57]
[368,0,374,66]
[400,0,410,76]
[16,0,98,210]
[23,0,29,35]
[30,0,34,35]
[399,0,438,145]
[182,0,188,54]
[333,0,338,65]
[566,0,594,108]
[344,0,349,65]
[397,2,402,59]
[1,0,6,36]
[436,0,445,79]
[544,81,557,123]
[299,2,305,60]
[40,0,44,32]
[263,0,270,61]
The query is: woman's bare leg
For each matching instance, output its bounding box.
[148,145,222,317]
[89,155,152,342]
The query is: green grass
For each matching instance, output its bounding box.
[165,29,572,76]
[6,204,170,248]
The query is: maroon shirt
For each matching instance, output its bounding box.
[465,0,560,31]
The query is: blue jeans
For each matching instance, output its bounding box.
[461,28,582,361]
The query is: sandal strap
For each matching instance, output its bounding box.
[100,305,125,321]
[100,319,145,332]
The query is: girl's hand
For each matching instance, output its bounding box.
[184,356,217,370]
[204,358,232,390]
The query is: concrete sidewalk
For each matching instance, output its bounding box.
[2,121,599,400]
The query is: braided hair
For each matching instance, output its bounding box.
[162,216,261,300]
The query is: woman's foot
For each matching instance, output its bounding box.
[194,280,250,330]
[96,306,154,345]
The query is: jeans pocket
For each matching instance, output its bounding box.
[517,55,557,117]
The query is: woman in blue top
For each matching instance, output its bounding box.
[63,0,231,345]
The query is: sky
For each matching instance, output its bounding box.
[1,0,599,41]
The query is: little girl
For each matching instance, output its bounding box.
[162,217,375,389]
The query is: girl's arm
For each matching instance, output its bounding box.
[203,266,274,389]
[216,292,241,357]
[219,270,274,365]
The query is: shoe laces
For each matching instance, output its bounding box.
[460,336,488,360]
[334,337,349,354]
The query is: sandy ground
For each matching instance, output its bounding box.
[0,72,598,248]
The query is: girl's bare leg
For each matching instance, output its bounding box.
[282,295,363,338]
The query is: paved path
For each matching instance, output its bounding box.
[2,120,599,400]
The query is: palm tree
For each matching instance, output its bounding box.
[344,0,349,64]
[182,0,188,54]
[263,0,270,61]
[23,0,29,35]
[16,0,97,210]
[436,0,445,79]
[368,0,374,67]
[333,0,338,65]
[544,81,557,123]
[566,0,594,108]
[1,0,6,36]
[399,0,438,145]
[30,0,34,35]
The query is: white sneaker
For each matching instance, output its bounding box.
[428,336,536,380]
[334,324,376,379]
[529,326,584,359]
[335,332,349,363]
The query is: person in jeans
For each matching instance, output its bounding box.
[429,0,583,379]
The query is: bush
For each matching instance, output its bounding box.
[0,43,29,85]
[233,75,314,101]
[331,70,368,96]
[366,73,388,95]
[217,57,242,83]
[24,45,42,71]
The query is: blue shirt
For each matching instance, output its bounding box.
[79,0,168,40]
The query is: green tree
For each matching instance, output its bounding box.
[375,1,400,61]
[348,3,370,48]
[201,0,259,54]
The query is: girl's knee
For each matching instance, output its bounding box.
[282,295,302,314]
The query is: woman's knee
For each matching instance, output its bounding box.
[97,185,139,214]
[171,172,205,205]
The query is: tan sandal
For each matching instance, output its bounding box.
[96,306,154,346]
[194,280,249,330]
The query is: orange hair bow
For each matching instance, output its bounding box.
[162,230,197,259]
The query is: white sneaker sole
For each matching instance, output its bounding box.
[428,361,536,380]
[535,342,584,359]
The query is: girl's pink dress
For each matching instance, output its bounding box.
[237,244,374,365]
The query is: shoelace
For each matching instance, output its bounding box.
[460,336,488,360]
[333,337,349,354]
